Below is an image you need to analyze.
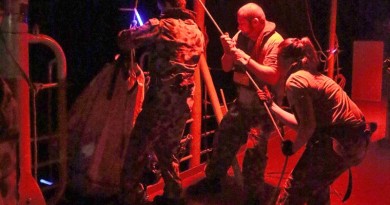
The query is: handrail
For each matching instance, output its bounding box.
[29,34,67,205]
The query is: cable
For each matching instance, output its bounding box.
[303,0,345,88]
[266,155,289,205]
[303,0,328,72]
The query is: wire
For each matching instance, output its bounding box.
[335,73,346,89]
[303,0,346,88]
[303,0,328,70]
[267,155,289,205]
[303,0,326,55]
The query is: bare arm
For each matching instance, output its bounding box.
[288,91,316,153]
[264,88,316,153]
[244,53,280,85]
[230,48,280,85]
[269,102,298,129]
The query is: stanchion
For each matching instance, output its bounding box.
[379,59,390,147]
[386,65,390,142]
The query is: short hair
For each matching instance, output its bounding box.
[157,0,186,9]
[237,3,266,22]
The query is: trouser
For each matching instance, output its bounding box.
[0,140,17,205]
[121,85,193,204]
[277,125,369,205]
[205,102,272,199]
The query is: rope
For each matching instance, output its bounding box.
[267,155,289,205]
[303,0,327,63]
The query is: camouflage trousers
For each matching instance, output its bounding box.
[205,102,273,200]
[121,84,194,204]
[0,79,18,204]
[277,126,369,205]
[0,140,17,205]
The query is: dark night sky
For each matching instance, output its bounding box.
[28,0,390,106]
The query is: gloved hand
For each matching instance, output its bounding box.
[230,48,251,66]
[281,140,294,156]
[257,86,273,106]
[220,33,235,54]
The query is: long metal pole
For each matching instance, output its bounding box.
[190,0,206,168]
[0,0,46,204]
[327,0,338,79]
[198,55,224,124]
[195,0,223,35]
[29,34,68,205]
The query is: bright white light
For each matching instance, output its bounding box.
[134,9,144,26]
[39,179,54,186]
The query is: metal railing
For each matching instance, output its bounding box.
[29,34,68,205]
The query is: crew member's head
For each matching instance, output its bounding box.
[277,37,320,75]
[157,0,186,11]
[237,3,266,41]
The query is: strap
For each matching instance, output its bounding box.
[342,168,353,202]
